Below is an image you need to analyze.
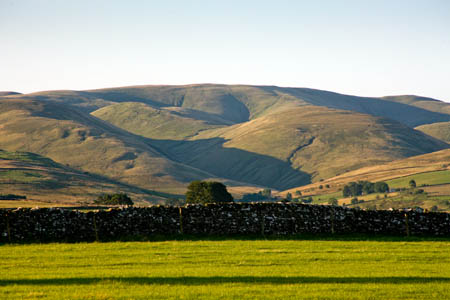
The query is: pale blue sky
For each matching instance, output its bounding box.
[1,0,449,101]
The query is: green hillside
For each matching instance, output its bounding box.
[144,106,448,189]
[83,84,450,127]
[415,121,450,143]
[92,102,230,140]
[0,149,172,206]
[0,98,220,193]
[383,95,450,116]
[1,84,450,203]
[282,149,450,211]
[17,84,450,126]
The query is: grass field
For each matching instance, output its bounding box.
[386,170,450,188]
[1,239,450,299]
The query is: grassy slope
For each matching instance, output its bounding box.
[416,121,450,143]
[91,102,230,140]
[382,95,450,116]
[284,149,450,194]
[283,149,450,211]
[185,106,448,185]
[85,84,450,126]
[3,84,450,196]
[1,240,450,299]
[0,149,173,206]
[0,98,220,194]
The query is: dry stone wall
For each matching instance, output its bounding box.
[1,203,449,242]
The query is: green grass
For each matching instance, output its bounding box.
[1,239,450,299]
[416,121,450,143]
[386,170,450,188]
[0,170,44,183]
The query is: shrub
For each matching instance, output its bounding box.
[328,198,338,206]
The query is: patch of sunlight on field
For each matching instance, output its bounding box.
[1,239,450,299]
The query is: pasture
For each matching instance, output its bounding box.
[1,238,450,299]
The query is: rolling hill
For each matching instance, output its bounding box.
[1,84,450,203]
[415,121,450,143]
[0,149,173,207]
[0,98,226,194]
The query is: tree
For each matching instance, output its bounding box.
[328,198,338,206]
[261,188,272,198]
[94,193,133,206]
[343,185,351,197]
[285,192,293,201]
[186,181,233,204]
[362,181,374,195]
[295,190,302,196]
[374,181,389,193]
[409,179,417,189]
[351,197,359,204]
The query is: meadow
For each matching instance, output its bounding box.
[1,238,450,299]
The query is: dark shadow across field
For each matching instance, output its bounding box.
[1,276,450,286]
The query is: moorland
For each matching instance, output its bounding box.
[0,84,449,209]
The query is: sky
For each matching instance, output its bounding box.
[1,0,450,101]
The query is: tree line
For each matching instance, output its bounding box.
[342,181,389,197]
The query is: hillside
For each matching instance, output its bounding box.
[415,121,450,143]
[10,85,450,126]
[0,149,173,207]
[91,102,231,140]
[1,84,450,203]
[382,95,450,116]
[146,106,448,189]
[282,149,450,211]
[0,98,223,194]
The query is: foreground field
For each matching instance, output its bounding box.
[1,239,450,299]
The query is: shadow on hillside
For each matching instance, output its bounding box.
[147,137,311,190]
[261,86,450,128]
[1,276,449,286]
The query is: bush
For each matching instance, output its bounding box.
[186,181,233,204]
[302,197,313,204]
[351,197,359,204]
[328,198,338,206]
[94,193,133,206]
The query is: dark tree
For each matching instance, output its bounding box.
[261,188,272,198]
[343,185,351,197]
[186,181,233,204]
[286,192,292,201]
[328,198,338,206]
[295,190,302,196]
[94,193,133,205]
[409,179,417,189]
[374,181,389,193]
[362,181,374,194]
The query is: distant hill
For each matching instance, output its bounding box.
[0,98,222,194]
[415,121,450,143]
[1,84,450,202]
[0,149,173,207]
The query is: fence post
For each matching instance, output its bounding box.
[404,213,410,237]
[93,214,99,242]
[178,207,183,234]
